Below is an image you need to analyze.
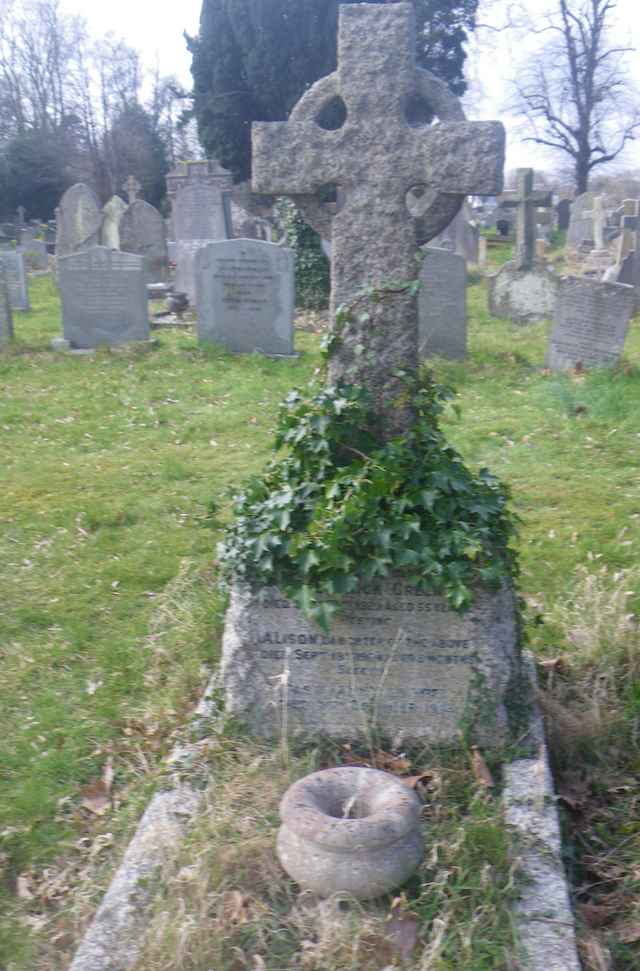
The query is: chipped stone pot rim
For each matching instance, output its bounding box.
[279,766,422,852]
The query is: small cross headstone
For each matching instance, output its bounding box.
[58,246,149,348]
[195,239,295,355]
[0,261,13,344]
[418,247,466,359]
[0,250,29,310]
[122,175,142,204]
[546,276,634,370]
[222,3,519,747]
[497,168,552,271]
[583,196,607,251]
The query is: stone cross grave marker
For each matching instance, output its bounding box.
[221,4,517,748]
[496,168,552,271]
[195,238,295,355]
[584,196,607,251]
[418,247,466,359]
[122,175,141,204]
[0,261,13,344]
[58,246,149,348]
[252,1,504,438]
[0,250,29,310]
[546,276,634,370]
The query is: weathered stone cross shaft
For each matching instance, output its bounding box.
[497,168,552,271]
[253,3,504,436]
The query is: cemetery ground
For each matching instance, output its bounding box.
[1,274,639,969]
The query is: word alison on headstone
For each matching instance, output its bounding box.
[195,239,294,355]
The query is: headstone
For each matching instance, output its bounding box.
[427,203,479,263]
[617,228,640,311]
[546,276,634,370]
[55,184,103,260]
[174,240,211,303]
[567,191,596,248]
[0,262,13,344]
[223,3,515,745]
[119,200,168,283]
[418,247,466,359]
[58,246,149,348]
[489,262,558,324]
[173,181,232,243]
[122,175,142,204]
[101,196,127,249]
[20,239,48,270]
[0,250,29,310]
[584,196,607,250]
[195,238,295,355]
[497,169,552,271]
[557,199,571,231]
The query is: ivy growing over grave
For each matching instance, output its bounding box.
[218,373,519,630]
[278,199,330,310]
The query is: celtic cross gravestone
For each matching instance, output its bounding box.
[497,168,552,271]
[252,1,504,437]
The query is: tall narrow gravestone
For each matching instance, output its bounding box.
[546,276,634,371]
[418,247,466,359]
[195,239,295,355]
[58,247,149,349]
[220,3,520,745]
[0,251,29,310]
[0,262,13,344]
[119,200,168,283]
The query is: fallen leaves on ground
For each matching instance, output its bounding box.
[79,756,114,815]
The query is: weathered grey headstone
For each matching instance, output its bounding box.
[174,240,211,303]
[58,246,149,348]
[195,238,294,355]
[119,200,168,283]
[101,195,127,249]
[222,579,519,744]
[19,239,48,271]
[56,184,103,260]
[557,199,571,231]
[489,262,558,324]
[567,191,596,248]
[0,262,13,344]
[173,182,231,243]
[418,247,466,358]
[0,250,29,310]
[546,276,634,370]
[223,3,515,746]
[497,169,552,272]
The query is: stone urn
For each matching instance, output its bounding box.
[277,767,423,899]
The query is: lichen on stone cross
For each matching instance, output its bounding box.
[123,175,141,204]
[252,2,504,437]
[497,168,552,271]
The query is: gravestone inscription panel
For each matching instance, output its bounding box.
[0,250,29,310]
[173,182,230,242]
[546,276,634,370]
[222,579,518,744]
[418,247,466,359]
[58,246,149,348]
[195,239,294,355]
[0,262,13,343]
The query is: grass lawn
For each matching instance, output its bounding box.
[1,271,639,969]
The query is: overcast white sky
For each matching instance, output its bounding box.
[65,0,640,176]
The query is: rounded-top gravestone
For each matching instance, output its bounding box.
[56,184,103,260]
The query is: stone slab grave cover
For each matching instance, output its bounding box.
[222,2,516,744]
[418,246,466,359]
[55,183,103,260]
[546,275,634,371]
[0,250,29,310]
[0,261,13,344]
[101,195,127,249]
[488,168,558,324]
[119,200,169,283]
[195,238,295,355]
[58,246,149,349]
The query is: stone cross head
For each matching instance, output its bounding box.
[497,168,552,271]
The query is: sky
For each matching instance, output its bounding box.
[65,0,640,177]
